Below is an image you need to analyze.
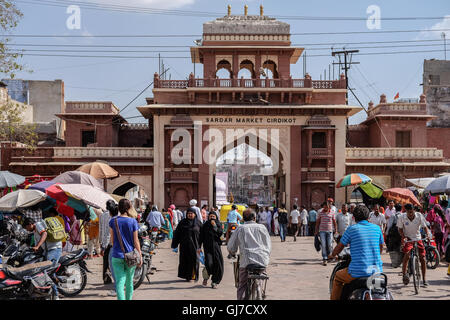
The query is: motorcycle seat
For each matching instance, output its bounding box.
[4,261,54,279]
[59,249,85,264]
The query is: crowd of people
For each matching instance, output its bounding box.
[8,194,449,301]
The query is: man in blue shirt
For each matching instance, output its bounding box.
[308,208,318,237]
[146,206,165,230]
[225,204,242,244]
[328,204,384,300]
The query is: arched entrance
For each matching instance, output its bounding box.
[215,143,280,207]
[206,127,289,208]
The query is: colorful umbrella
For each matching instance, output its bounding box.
[382,188,421,207]
[336,173,372,188]
[57,184,116,211]
[28,180,56,193]
[53,171,103,190]
[0,189,47,212]
[76,161,119,179]
[0,171,26,188]
[359,182,384,199]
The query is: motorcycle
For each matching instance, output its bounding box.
[329,247,394,300]
[0,260,60,300]
[4,226,90,298]
[133,224,157,289]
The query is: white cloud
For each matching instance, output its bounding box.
[87,0,195,10]
[417,15,450,39]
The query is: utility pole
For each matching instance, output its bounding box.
[331,49,359,204]
[332,49,360,106]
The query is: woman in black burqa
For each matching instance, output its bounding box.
[199,211,224,288]
[171,207,203,281]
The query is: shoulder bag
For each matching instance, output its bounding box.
[114,218,141,267]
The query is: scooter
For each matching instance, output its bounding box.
[329,248,394,300]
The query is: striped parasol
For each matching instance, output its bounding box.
[336,173,372,188]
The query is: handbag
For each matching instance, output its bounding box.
[114,218,141,267]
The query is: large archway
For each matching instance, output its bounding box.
[206,127,288,208]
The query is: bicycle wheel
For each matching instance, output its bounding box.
[251,279,262,300]
[426,247,440,269]
[411,255,421,294]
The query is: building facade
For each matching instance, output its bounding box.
[0,8,448,211]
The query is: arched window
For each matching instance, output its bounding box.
[216,60,232,79]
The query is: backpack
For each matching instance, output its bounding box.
[278,210,288,224]
[44,217,66,242]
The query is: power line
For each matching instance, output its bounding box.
[8,39,444,48]
[16,0,448,21]
[11,49,449,59]
[10,43,446,54]
[7,29,450,38]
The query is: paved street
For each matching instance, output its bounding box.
[71,235,450,300]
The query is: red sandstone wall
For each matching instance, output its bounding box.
[347,126,369,147]
[119,129,151,147]
[427,127,450,159]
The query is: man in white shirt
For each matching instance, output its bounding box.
[368,204,386,234]
[299,205,309,237]
[289,205,301,241]
[398,203,431,287]
[257,207,268,231]
[384,200,396,223]
[335,204,354,243]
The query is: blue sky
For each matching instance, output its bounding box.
[5,0,450,124]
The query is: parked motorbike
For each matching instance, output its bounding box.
[0,260,60,300]
[4,239,90,297]
[329,248,394,300]
[133,224,157,289]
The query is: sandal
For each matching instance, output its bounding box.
[202,279,208,286]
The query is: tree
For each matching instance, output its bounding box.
[0,98,38,149]
[0,0,24,78]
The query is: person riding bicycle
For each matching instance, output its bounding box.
[225,204,243,245]
[328,204,384,300]
[398,203,431,287]
[227,209,271,300]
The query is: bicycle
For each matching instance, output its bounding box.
[232,254,269,300]
[423,238,440,269]
[404,239,423,294]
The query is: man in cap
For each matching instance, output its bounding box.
[189,199,203,223]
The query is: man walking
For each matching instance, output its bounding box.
[335,204,354,243]
[299,205,309,237]
[368,204,387,235]
[289,205,300,241]
[278,205,289,242]
[308,207,318,236]
[315,202,337,266]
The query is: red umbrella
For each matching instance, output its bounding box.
[382,188,421,207]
